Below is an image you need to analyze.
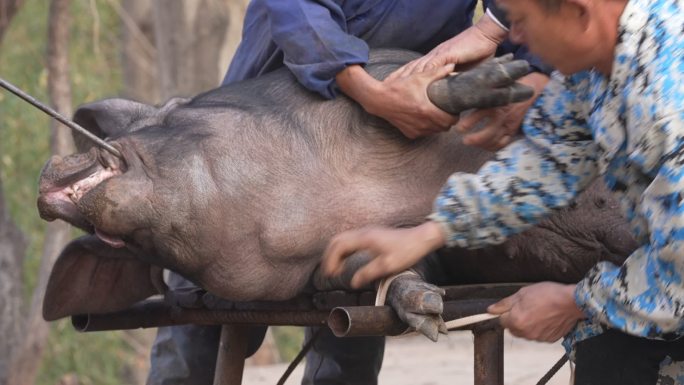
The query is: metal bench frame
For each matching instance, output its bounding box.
[72,283,525,385]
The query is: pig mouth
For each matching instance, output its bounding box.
[39,165,125,248]
[61,167,119,203]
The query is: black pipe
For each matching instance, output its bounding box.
[72,299,329,332]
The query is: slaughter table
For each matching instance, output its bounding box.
[71,283,532,385]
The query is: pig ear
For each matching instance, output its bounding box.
[43,235,159,321]
[72,99,155,153]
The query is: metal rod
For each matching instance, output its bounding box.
[473,325,504,385]
[328,299,498,337]
[71,299,329,332]
[213,325,249,385]
[328,299,500,338]
[0,77,122,158]
[328,306,409,338]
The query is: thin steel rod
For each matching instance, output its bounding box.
[0,77,122,158]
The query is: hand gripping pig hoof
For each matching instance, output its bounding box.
[427,54,534,115]
[385,273,447,342]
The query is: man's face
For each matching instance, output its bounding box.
[497,0,599,75]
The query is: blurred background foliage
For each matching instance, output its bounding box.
[0,1,137,384]
[1,0,122,301]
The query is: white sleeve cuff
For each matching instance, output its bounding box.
[486,8,509,32]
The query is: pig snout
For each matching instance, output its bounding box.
[37,152,122,230]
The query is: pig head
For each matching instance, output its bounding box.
[37,50,636,321]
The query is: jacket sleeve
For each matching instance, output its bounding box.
[429,72,599,248]
[482,0,509,30]
[574,113,684,339]
[261,0,370,99]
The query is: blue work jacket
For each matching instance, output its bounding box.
[222,0,549,98]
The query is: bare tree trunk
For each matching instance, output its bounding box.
[0,177,26,385]
[122,0,248,104]
[218,0,249,77]
[0,1,27,383]
[0,0,24,41]
[120,0,159,104]
[6,0,74,383]
[153,0,231,100]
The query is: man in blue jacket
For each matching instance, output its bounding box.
[323,0,684,383]
[147,1,550,384]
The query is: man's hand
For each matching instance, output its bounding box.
[337,64,459,139]
[456,72,549,151]
[388,12,507,80]
[488,282,586,342]
[322,222,446,289]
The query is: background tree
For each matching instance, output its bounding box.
[0,1,28,383]
[6,0,75,383]
[0,171,26,385]
[120,0,247,103]
[0,0,24,41]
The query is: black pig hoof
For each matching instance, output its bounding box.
[387,274,446,342]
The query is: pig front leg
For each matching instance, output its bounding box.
[312,252,448,341]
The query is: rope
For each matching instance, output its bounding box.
[536,354,569,385]
[277,327,324,385]
[374,270,420,306]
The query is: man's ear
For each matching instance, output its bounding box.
[564,0,592,25]
[42,235,161,321]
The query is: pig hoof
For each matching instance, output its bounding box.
[387,275,446,341]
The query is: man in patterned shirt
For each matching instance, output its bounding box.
[323,0,684,383]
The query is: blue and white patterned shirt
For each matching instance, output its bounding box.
[429,0,684,350]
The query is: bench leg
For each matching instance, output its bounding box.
[213,325,249,385]
[473,326,504,385]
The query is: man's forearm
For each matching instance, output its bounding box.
[335,64,383,112]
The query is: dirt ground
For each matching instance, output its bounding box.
[243,330,572,385]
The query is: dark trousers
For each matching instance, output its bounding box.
[146,273,384,385]
[574,329,684,385]
[147,324,385,385]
